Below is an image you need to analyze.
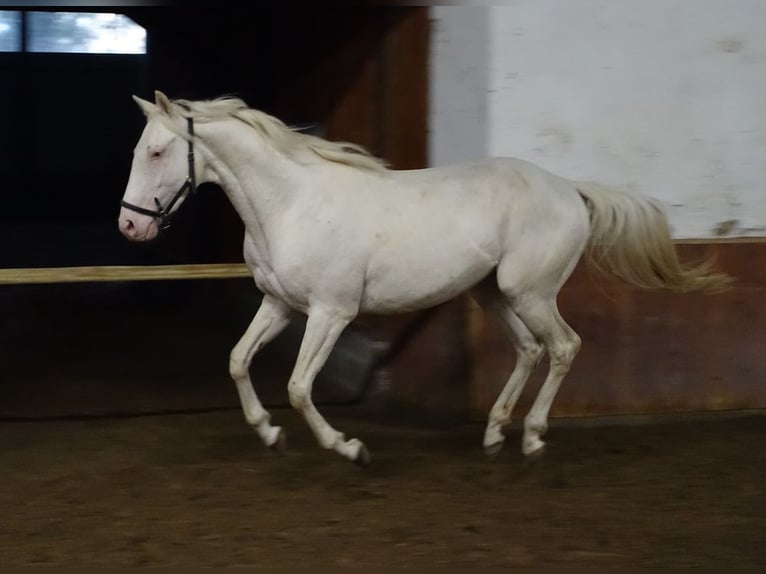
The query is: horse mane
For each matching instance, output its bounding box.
[169,96,389,173]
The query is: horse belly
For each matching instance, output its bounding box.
[360,243,497,314]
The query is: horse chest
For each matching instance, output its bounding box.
[242,235,311,310]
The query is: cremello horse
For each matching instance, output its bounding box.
[119,91,730,466]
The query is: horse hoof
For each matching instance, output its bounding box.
[484,441,504,458]
[268,428,287,454]
[523,443,546,462]
[354,443,371,468]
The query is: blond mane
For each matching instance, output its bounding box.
[166,96,388,173]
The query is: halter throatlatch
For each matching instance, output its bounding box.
[120,115,197,231]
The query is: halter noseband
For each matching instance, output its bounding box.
[120,114,197,232]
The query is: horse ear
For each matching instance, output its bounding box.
[132,95,156,117]
[154,90,177,117]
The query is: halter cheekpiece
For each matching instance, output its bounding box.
[120,113,197,231]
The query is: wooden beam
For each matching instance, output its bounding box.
[0,264,251,285]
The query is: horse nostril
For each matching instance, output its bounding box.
[121,218,136,236]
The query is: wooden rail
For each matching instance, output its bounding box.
[0,264,252,285]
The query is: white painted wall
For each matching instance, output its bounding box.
[430,1,766,239]
[429,6,490,166]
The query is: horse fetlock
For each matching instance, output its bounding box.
[489,404,512,425]
[315,430,344,450]
[256,412,277,433]
[524,416,548,437]
[522,433,546,457]
[245,409,269,428]
[249,415,284,451]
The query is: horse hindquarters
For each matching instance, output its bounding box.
[487,188,589,455]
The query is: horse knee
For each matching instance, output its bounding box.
[228,350,248,380]
[288,380,309,410]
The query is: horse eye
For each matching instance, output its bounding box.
[150,150,162,160]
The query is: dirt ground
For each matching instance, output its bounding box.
[0,406,764,567]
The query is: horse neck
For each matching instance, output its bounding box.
[196,120,305,232]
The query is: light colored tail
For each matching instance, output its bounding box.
[575,181,732,294]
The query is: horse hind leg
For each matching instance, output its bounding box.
[494,216,587,457]
[471,282,545,457]
[512,295,581,456]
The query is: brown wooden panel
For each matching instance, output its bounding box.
[324,53,380,153]
[321,6,429,168]
[385,299,471,417]
[469,241,766,419]
[378,8,430,169]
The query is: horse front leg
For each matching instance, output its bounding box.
[229,295,293,451]
[287,307,369,466]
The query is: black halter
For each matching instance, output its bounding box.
[120,115,197,231]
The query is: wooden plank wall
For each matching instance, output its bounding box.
[469,242,766,418]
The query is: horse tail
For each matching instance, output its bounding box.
[574,180,732,294]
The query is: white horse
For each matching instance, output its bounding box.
[118,90,730,466]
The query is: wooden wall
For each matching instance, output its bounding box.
[469,241,766,419]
